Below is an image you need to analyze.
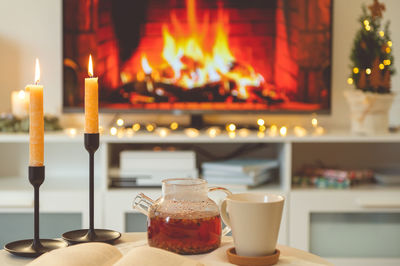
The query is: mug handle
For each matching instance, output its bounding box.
[209,187,232,236]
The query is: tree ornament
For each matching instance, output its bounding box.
[358,71,367,90]
[368,0,385,18]
[370,58,382,90]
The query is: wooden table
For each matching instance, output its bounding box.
[0,233,333,265]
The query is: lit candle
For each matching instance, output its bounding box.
[11,90,29,118]
[26,58,44,166]
[85,55,99,133]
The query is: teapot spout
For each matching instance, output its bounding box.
[133,193,155,216]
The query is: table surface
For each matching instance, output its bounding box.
[0,233,333,266]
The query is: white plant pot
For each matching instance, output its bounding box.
[344,90,394,135]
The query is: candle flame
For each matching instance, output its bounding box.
[88,54,94,77]
[35,58,40,84]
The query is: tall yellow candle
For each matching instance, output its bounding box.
[85,54,99,133]
[27,58,44,166]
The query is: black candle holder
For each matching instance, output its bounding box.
[62,133,121,244]
[4,166,68,257]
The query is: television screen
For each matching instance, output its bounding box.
[63,0,332,113]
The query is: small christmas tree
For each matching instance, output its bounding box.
[348,0,395,93]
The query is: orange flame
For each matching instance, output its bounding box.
[35,58,40,84]
[141,54,152,74]
[138,0,264,98]
[88,54,94,77]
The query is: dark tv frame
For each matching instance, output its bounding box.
[62,0,333,116]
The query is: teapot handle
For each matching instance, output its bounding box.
[208,187,232,236]
[132,193,155,216]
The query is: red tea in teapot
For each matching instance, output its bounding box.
[148,214,222,254]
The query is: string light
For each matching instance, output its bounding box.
[170,122,179,130]
[156,127,170,137]
[226,123,236,132]
[379,31,384,37]
[257,118,265,126]
[386,47,391,53]
[238,128,251,137]
[353,67,359,74]
[132,123,141,131]
[184,128,199,138]
[279,126,287,137]
[365,25,371,31]
[387,41,392,47]
[314,126,325,136]
[379,63,385,70]
[206,127,221,138]
[311,118,318,128]
[347,78,354,85]
[146,123,155,132]
[269,125,278,136]
[110,127,117,136]
[363,20,369,26]
[117,128,125,138]
[384,59,391,66]
[366,68,371,75]
[228,132,236,139]
[294,126,307,137]
[126,128,134,137]
[259,125,266,132]
[257,131,265,138]
[116,118,124,127]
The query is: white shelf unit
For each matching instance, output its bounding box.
[0,131,399,265]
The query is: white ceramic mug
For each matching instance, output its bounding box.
[220,193,285,257]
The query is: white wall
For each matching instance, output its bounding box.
[0,0,399,129]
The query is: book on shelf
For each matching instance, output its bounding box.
[202,159,279,174]
[203,170,273,186]
[120,150,196,171]
[27,242,202,266]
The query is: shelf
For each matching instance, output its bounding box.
[0,176,96,192]
[292,183,400,192]
[1,130,400,143]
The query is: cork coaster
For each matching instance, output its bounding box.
[226,248,280,266]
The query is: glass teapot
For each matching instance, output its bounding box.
[133,178,231,255]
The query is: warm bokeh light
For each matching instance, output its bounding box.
[379,31,384,37]
[110,127,117,136]
[116,118,124,127]
[347,78,354,84]
[146,123,155,132]
[170,122,179,130]
[35,58,40,84]
[257,118,265,126]
[294,126,307,137]
[386,47,391,53]
[226,123,236,132]
[365,68,371,75]
[379,63,385,70]
[88,54,94,77]
[132,123,141,131]
[387,41,392,47]
[311,118,318,128]
[363,20,369,26]
[279,126,287,137]
[353,67,359,74]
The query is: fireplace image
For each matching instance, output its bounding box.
[63,0,332,113]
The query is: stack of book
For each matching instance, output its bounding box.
[202,159,279,187]
[110,150,198,187]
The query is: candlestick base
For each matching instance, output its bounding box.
[62,229,121,245]
[4,239,68,258]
